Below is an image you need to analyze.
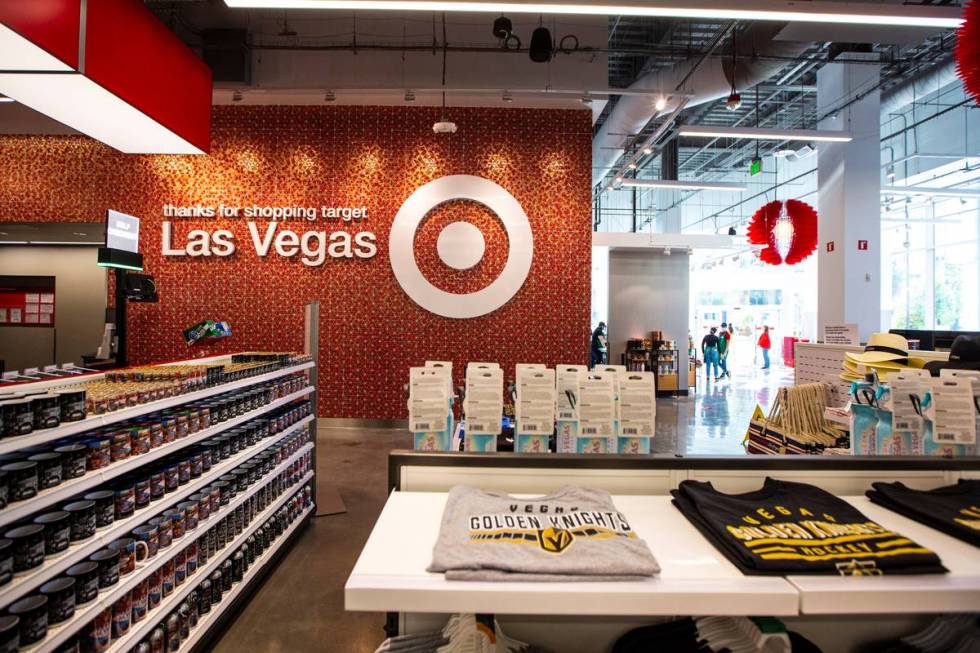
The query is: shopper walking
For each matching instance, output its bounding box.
[758,325,772,369]
[718,322,731,379]
[590,322,608,369]
[701,327,721,381]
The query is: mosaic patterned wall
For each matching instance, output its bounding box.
[0,106,593,418]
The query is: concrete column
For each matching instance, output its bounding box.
[817,53,882,343]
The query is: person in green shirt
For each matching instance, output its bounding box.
[718,322,732,379]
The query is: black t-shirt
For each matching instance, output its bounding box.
[671,478,946,575]
[867,480,980,548]
[702,334,720,349]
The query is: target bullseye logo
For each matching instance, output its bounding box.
[389,175,533,319]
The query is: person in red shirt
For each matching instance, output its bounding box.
[758,325,772,369]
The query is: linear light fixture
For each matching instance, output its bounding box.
[0,74,205,154]
[222,0,963,28]
[0,96,12,103]
[620,179,747,192]
[881,185,980,199]
[678,125,853,142]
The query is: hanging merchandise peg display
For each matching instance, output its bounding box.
[514,367,555,454]
[463,366,503,453]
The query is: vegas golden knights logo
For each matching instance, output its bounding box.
[538,527,574,554]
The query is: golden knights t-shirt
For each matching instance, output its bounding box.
[671,478,946,575]
[427,485,660,581]
[867,480,980,548]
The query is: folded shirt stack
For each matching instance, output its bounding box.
[671,478,947,575]
[867,480,980,547]
[428,485,660,581]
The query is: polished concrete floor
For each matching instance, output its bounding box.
[211,360,793,652]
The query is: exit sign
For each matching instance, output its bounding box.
[749,157,762,176]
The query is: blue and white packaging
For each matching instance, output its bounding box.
[617,372,656,454]
[409,366,452,451]
[515,367,555,453]
[577,373,616,454]
[464,365,503,452]
[555,365,587,453]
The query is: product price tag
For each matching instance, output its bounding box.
[516,368,555,436]
[619,372,657,437]
[931,377,977,445]
[578,374,616,438]
[464,367,503,436]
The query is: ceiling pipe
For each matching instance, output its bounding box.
[592,22,809,186]
[880,59,958,117]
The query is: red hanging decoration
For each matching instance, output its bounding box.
[746,199,819,266]
[956,0,980,106]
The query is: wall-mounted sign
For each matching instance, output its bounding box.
[826,241,835,252]
[389,175,533,319]
[107,210,140,253]
[159,175,534,320]
[823,324,859,346]
[858,240,869,251]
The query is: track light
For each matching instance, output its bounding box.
[728,226,737,236]
[627,162,637,169]
[654,96,667,111]
[642,146,652,155]
[324,90,336,102]
[0,95,13,103]
[492,15,513,38]
[529,25,552,62]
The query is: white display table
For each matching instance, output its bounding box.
[346,491,980,620]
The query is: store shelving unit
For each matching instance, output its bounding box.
[651,348,679,394]
[0,352,319,653]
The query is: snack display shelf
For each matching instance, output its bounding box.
[345,492,800,617]
[20,453,315,653]
[0,386,314,528]
[175,504,314,653]
[104,474,315,653]
[0,361,315,455]
[787,496,980,615]
[0,415,314,608]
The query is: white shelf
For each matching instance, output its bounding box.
[787,496,980,615]
[0,361,314,456]
[345,493,800,617]
[103,473,315,653]
[0,415,314,609]
[176,505,314,652]
[0,385,314,528]
[20,453,315,653]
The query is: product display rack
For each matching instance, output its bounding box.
[651,348,679,394]
[0,350,320,653]
[104,477,314,653]
[349,451,980,652]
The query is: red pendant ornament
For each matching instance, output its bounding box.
[956,0,980,106]
[746,199,819,265]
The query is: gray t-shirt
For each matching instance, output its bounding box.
[427,485,660,581]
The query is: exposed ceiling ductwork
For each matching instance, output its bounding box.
[880,58,959,117]
[592,22,808,186]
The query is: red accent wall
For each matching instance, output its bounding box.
[0,106,592,418]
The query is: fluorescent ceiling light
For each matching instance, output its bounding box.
[0,73,204,154]
[222,0,963,28]
[0,23,74,72]
[620,179,747,192]
[678,125,852,142]
[0,96,12,103]
[881,185,980,199]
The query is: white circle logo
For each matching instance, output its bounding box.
[389,175,533,319]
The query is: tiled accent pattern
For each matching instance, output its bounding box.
[0,106,592,417]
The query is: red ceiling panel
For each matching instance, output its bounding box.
[0,0,80,69]
[83,0,212,152]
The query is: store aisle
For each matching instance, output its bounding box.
[211,425,411,653]
[658,360,794,456]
